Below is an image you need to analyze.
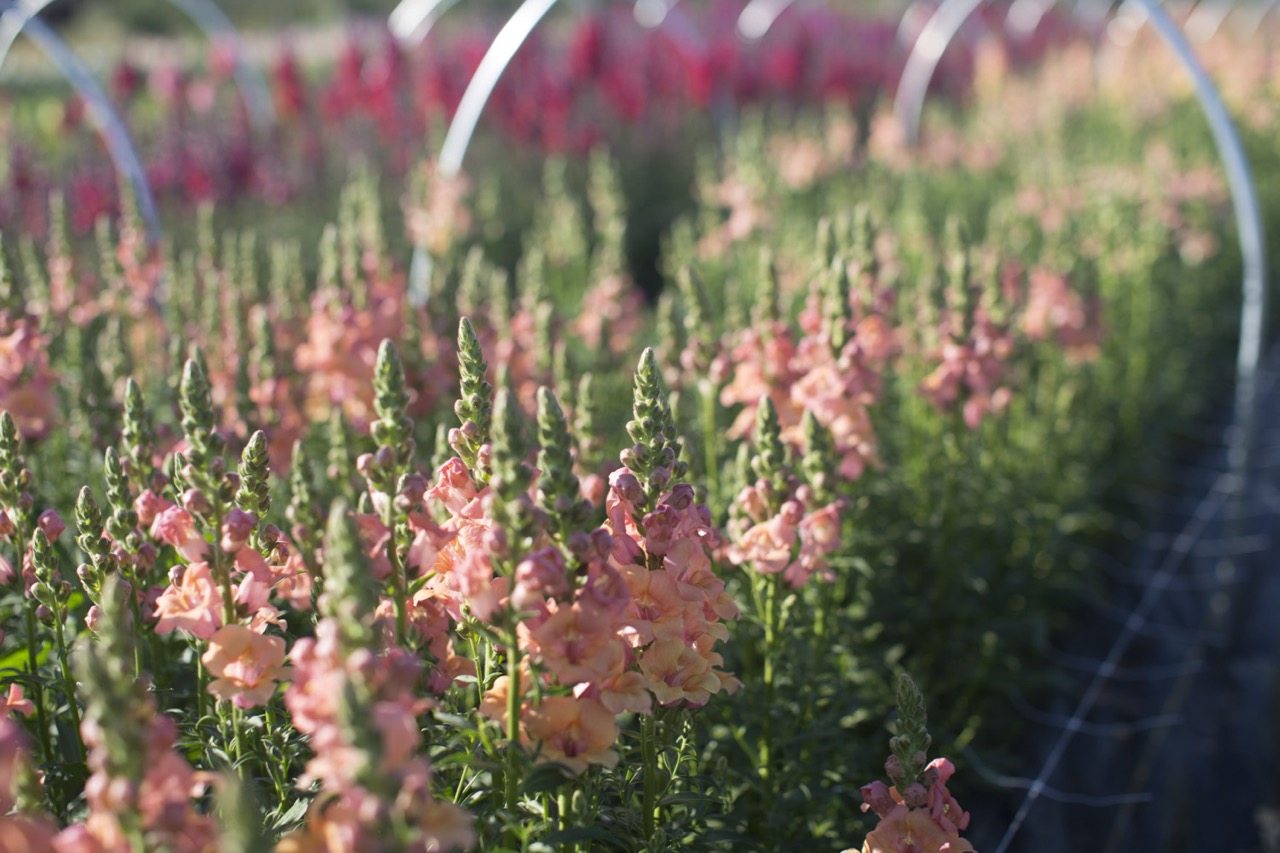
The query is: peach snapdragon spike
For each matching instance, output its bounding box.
[0,689,58,846]
[849,674,973,853]
[0,309,59,441]
[725,400,845,590]
[54,582,218,852]
[280,503,474,852]
[718,254,897,482]
[918,275,1015,431]
[435,358,722,779]
[1020,266,1103,363]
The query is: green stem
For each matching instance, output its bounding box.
[759,573,779,789]
[385,498,408,645]
[211,506,235,627]
[127,590,144,680]
[641,712,659,847]
[505,636,521,811]
[23,599,52,764]
[232,703,245,765]
[52,613,83,761]
[196,651,208,721]
[209,504,245,767]
[699,382,720,507]
[558,789,571,834]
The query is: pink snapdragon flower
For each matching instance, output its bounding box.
[857,758,973,853]
[0,312,59,441]
[0,718,57,844]
[0,684,34,719]
[726,481,843,589]
[58,709,216,851]
[202,624,289,709]
[606,475,740,707]
[719,307,889,481]
[574,272,647,356]
[282,617,474,851]
[153,562,223,640]
[150,505,208,562]
[1021,267,1103,361]
[404,160,471,257]
[919,302,1016,430]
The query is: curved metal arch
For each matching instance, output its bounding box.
[410,0,707,302]
[633,0,705,54]
[437,0,560,177]
[737,0,799,41]
[893,0,1268,481]
[1236,0,1279,37]
[1184,0,1233,41]
[1005,0,1059,37]
[892,0,988,147]
[389,0,465,48]
[406,0,559,304]
[0,4,162,244]
[0,0,274,131]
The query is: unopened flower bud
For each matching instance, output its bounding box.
[260,523,282,547]
[181,489,211,516]
[399,473,428,504]
[902,783,929,809]
[667,484,695,511]
[567,530,592,559]
[37,509,66,540]
[136,541,157,568]
[221,509,256,550]
[612,471,644,505]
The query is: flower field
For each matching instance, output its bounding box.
[0,3,1277,851]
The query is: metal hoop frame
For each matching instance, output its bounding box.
[0,2,162,243]
[409,0,709,302]
[737,0,799,41]
[389,0,464,48]
[894,0,1268,478]
[0,0,274,131]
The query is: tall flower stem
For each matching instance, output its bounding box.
[641,712,659,846]
[23,598,52,764]
[51,614,83,760]
[384,498,408,645]
[699,381,720,508]
[504,636,521,812]
[210,504,244,769]
[758,572,781,791]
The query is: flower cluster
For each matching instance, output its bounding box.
[725,402,843,590]
[851,675,972,853]
[0,20,1256,848]
[918,280,1016,430]
[58,581,218,852]
[281,505,473,852]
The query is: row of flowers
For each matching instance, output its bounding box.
[0,21,1258,847]
[0,1,1087,237]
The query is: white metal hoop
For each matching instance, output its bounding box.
[0,0,274,131]
[894,0,1267,483]
[411,0,708,303]
[389,0,464,48]
[0,2,163,244]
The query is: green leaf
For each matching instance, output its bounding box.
[519,762,573,795]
